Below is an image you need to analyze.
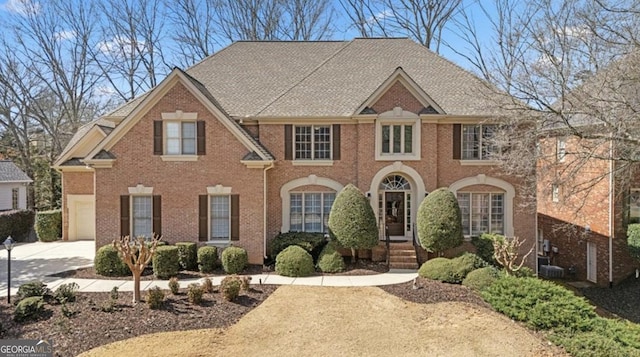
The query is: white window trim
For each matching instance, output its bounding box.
[375,108,421,161]
[557,137,566,162]
[208,194,231,243]
[552,185,560,203]
[280,175,343,232]
[289,192,335,233]
[161,155,198,162]
[164,121,197,156]
[457,191,505,239]
[449,174,514,237]
[293,124,333,161]
[461,124,497,161]
[161,111,198,121]
[128,184,154,195]
[11,188,19,210]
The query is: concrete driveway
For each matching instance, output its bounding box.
[0,241,94,297]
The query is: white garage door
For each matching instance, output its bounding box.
[69,195,95,240]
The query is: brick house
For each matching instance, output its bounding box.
[53,38,535,267]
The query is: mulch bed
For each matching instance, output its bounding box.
[578,275,640,323]
[380,277,490,308]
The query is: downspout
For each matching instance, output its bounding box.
[609,134,614,287]
[263,162,274,265]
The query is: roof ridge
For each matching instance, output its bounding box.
[253,40,355,116]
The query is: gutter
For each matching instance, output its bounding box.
[263,162,274,264]
[609,134,614,287]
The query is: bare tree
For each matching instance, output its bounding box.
[214,0,285,41]
[114,235,161,304]
[338,0,390,37]
[168,0,223,67]
[282,0,334,40]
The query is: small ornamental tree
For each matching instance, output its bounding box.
[328,184,378,262]
[113,235,161,304]
[417,187,463,255]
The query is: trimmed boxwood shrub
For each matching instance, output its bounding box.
[417,188,463,255]
[198,246,218,273]
[0,209,35,242]
[328,184,378,261]
[221,246,248,274]
[317,241,345,273]
[275,245,315,277]
[220,276,242,301]
[462,267,501,291]
[14,296,45,322]
[472,233,497,265]
[419,253,486,284]
[482,276,597,332]
[35,209,62,242]
[176,242,198,271]
[95,245,130,277]
[269,232,327,261]
[418,257,453,281]
[153,246,180,279]
[16,281,51,301]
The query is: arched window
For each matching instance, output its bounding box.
[379,175,411,190]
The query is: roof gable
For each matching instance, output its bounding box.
[355,67,444,115]
[85,68,273,163]
[53,121,111,168]
[0,160,32,183]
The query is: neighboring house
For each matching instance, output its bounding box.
[0,160,32,210]
[536,55,639,286]
[53,38,534,266]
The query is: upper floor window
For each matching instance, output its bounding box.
[557,137,566,162]
[295,125,331,160]
[381,124,413,154]
[461,124,497,160]
[11,188,18,210]
[166,122,196,155]
[457,192,504,236]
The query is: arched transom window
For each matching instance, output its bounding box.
[379,175,411,191]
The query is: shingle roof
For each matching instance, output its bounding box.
[57,118,115,164]
[0,161,32,182]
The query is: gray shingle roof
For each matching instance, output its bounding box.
[0,161,32,182]
[57,118,115,165]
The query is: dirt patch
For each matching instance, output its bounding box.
[80,286,566,357]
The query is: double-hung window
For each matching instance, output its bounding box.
[210,195,230,240]
[166,122,196,155]
[381,124,413,154]
[290,192,335,232]
[295,125,331,160]
[132,195,153,238]
[461,124,497,160]
[457,192,504,236]
[11,188,18,209]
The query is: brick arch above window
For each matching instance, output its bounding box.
[280,175,343,233]
[448,174,515,237]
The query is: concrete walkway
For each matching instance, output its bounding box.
[0,241,417,297]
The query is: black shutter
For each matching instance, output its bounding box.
[284,125,292,160]
[230,195,240,241]
[120,195,130,237]
[199,195,208,242]
[152,195,161,237]
[453,124,461,160]
[197,121,206,155]
[153,121,163,155]
[332,124,341,160]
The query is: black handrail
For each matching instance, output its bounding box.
[385,225,390,266]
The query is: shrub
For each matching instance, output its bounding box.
[176,242,198,271]
[197,246,218,273]
[220,276,242,302]
[54,282,79,303]
[269,232,327,261]
[418,257,454,281]
[275,245,315,277]
[451,253,487,279]
[472,234,497,265]
[202,277,214,293]
[187,283,204,304]
[221,246,248,274]
[110,286,119,301]
[482,276,597,332]
[316,241,345,273]
[417,188,463,255]
[418,253,486,284]
[328,184,378,261]
[628,224,640,262]
[146,286,165,309]
[35,209,62,242]
[240,276,251,292]
[462,267,501,291]
[95,245,130,277]
[14,296,45,322]
[168,277,180,295]
[152,245,180,279]
[16,281,51,301]
[0,209,35,242]
[513,266,535,278]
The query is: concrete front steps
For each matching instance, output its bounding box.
[388,242,419,270]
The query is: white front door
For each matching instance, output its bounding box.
[69,195,95,240]
[586,242,597,283]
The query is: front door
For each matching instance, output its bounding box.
[385,192,405,236]
[586,242,597,283]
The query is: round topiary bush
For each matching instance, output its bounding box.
[451,253,487,281]
[221,246,248,274]
[275,245,315,277]
[95,245,130,277]
[176,242,198,271]
[316,242,345,273]
[197,246,218,273]
[417,187,463,255]
[462,266,501,291]
[153,246,180,279]
[418,257,453,281]
[35,209,62,242]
